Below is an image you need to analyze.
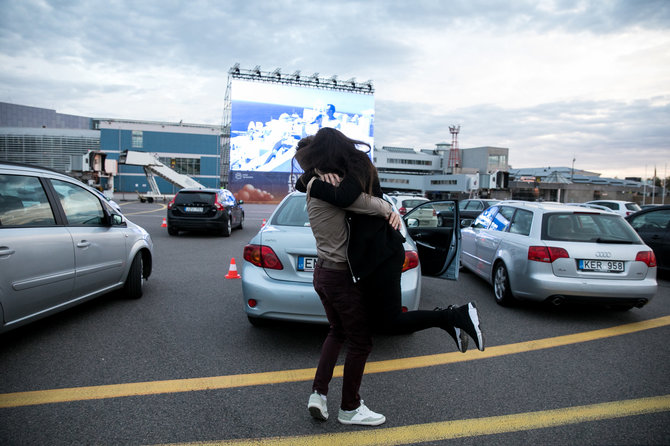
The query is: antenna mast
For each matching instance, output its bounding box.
[448,125,461,173]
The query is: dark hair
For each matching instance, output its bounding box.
[293,128,378,195]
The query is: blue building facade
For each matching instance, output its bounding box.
[95,119,222,194]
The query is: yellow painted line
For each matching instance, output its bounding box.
[0,316,668,409]
[158,394,670,445]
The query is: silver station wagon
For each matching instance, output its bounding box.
[460,201,657,310]
[0,162,153,333]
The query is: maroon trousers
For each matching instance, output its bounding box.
[311,264,372,411]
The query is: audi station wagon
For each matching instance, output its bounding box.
[460,201,657,310]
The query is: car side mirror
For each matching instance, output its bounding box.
[406,218,419,228]
[238,200,244,205]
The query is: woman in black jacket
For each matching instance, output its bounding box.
[294,128,484,351]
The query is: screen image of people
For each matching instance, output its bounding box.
[229,80,374,173]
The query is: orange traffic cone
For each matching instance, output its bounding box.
[225,258,241,279]
[161,218,167,228]
[262,218,266,227]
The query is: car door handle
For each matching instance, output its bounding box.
[0,246,16,257]
[77,240,91,248]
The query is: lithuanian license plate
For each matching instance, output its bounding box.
[297,256,317,272]
[184,207,204,213]
[578,259,624,272]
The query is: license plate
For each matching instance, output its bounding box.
[297,256,317,272]
[184,207,204,213]
[578,259,624,272]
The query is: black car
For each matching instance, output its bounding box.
[625,205,670,272]
[167,188,244,236]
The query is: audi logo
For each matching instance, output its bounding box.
[595,251,612,258]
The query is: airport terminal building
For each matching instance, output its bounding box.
[0,101,660,204]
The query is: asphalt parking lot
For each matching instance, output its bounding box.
[0,200,668,445]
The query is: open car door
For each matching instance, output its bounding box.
[403,200,460,279]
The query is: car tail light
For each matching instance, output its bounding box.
[214,195,225,211]
[635,251,657,268]
[528,246,569,263]
[167,197,175,210]
[401,306,408,312]
[247,299,258,308]
[243,244,283,270]
[398,207,407,215]
[402,250,419,272]
[432,209,437,216]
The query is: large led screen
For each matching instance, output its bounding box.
[228,79,374,203]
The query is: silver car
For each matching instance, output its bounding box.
[242,192,460,325]
[0,162,153,333]
[460,201,657,310]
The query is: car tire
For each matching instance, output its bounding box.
[247,315,269,327]
[167,225,178,236]
[238,213,244,229]
[124,252,144,299]
[221,217,232,237]
[493,262,514,306]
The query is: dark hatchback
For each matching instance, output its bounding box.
[626,204,670,272]
[167,188,244,236]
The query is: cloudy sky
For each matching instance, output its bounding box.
[1,0,668,179]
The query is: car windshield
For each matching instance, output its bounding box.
[272,195,310,227]
[542,212,641,243]
[175,192,215,205]
[402,199,427,208]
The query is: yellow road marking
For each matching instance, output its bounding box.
[158,394,670,445]
[1,316,668,409]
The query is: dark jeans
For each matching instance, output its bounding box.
[357,247,454,334]
[312,264,372,411]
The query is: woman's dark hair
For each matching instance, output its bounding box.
[293,128,378,194]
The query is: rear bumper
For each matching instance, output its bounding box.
[241,261,421,324]
[167,212,226,230]
[513,268,658,305]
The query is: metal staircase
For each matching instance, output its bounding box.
[119,151,205,202]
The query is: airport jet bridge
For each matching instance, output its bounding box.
[119,150,206,202]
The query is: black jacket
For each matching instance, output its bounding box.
[296,173,405,282]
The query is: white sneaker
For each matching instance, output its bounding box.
[337,401,386,426]
[308,391,328,421]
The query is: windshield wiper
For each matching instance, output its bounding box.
[595,238,633,244]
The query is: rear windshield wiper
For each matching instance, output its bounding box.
[595,238,633,244]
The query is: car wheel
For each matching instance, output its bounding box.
[247,315,269,327]
[221,217,232,237]
[437,216,443,227]
[167,225,178,236]
[493,262,514,306]
[238,213,244,229]
[124,252,144,299]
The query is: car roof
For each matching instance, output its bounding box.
[177,188,225,193]
[491,200,614,214]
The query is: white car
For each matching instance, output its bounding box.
[389,194,429,215]
[242,193,461,325]
[460,201,657,310]
[585,200,641,217]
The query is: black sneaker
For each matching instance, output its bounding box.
[454,302,485,351]
[434,307,469,353]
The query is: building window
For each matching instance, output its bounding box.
[132,131,143,148]
[159,157,200,176]
[387,158,432,166]
[488,154,507,169]
[380,177,409,184]
[430,179,458,185]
